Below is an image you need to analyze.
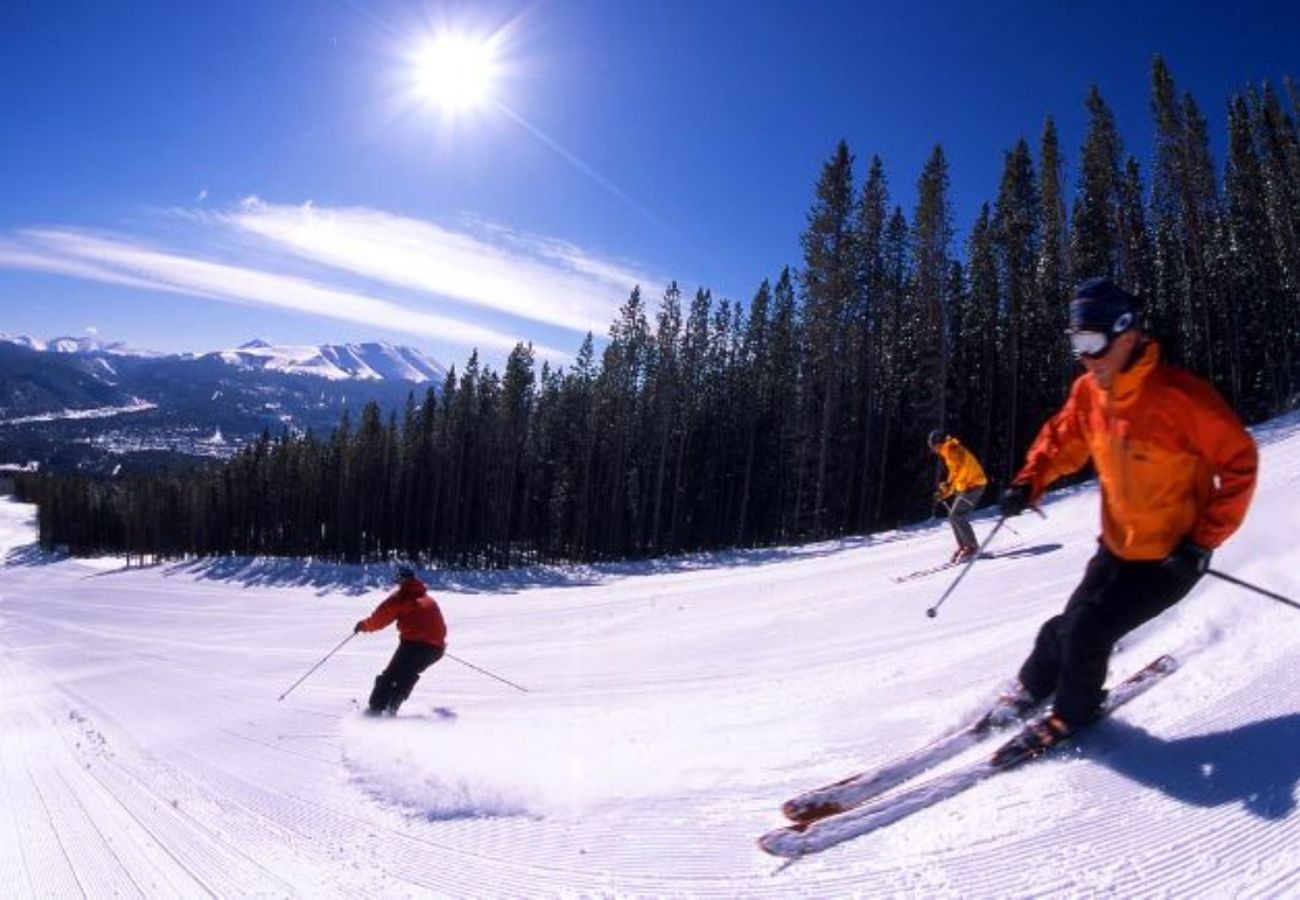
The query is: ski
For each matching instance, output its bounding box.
[780,692,1044,824]
[890,560,961,583]
[759,654,1177,859]
[890,544,1025,583]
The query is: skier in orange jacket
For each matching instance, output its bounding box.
[355,566,447,716]
[928,431,989,562]
[997,278,1257,751]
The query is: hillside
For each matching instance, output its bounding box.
[0,411,1297,895]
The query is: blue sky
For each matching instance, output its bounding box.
[1,0,1297,371]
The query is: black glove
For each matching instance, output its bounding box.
[1162,539,1212,586]
[354,620,365,634]
[998,483,1032,517]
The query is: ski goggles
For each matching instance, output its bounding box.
[1067,329,1111,359]
[1067,311,1134,359]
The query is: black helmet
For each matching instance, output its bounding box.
[395,565,416,582]
[927,429,944,448]
[1069,277,1138,334]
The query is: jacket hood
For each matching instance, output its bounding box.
[397,577,428,596]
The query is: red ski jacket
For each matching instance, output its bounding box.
[1014,340,1257,561]
[358,578,447,647]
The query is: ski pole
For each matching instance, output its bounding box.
[446,652,530,693]
[926,516,1007,619]
[278,632,357,701]
[1206,568,1300,613]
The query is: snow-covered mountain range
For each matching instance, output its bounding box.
[0,333,445,383]
[0,334,447,471]
[214,339,445,383]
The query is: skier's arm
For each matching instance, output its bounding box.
[1013,379,1092,501]
[936,445,955,498]
[357,592,405,633]
[1182,379,1258,549]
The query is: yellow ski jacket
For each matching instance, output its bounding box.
[936,437,988,498]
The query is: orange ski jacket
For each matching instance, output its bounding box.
[936,437,989,498]
[1013,340,1257,561]
[358,578,448,647]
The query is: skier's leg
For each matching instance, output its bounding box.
[368,674,395,714]
[1016,546,1117,701]
[368,644,409,714]
[950,486,984,550]
[946,505,964,547]
[386,643,444,714]
[1053,559,1193,725]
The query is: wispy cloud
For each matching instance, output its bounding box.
[0,238,173,294]
[224,199,657,334]
[0,227,571,358]
[0,201,672,362]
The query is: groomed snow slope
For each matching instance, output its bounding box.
[1,412,1298,896]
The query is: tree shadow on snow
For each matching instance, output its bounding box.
[4,543,64,567]
[117,530,930,597]
[4,501,1041,597]
[1091,715,1300,820]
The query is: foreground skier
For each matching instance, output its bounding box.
[355,566,448,716]
[762,279,1259,857]
[996,277,1257,754]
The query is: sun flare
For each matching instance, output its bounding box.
[413,33,498,112]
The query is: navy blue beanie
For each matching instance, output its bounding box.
[1069,278,1138,334]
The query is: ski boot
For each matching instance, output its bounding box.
[973,683,1039,735]
[991,712,1073,765]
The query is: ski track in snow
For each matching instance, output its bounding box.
[1,411,1298,895]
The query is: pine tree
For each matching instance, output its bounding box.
[912,145,954,451]
[767,268,802,539]
[1150,56,1221,379]
[799,140,859,536]
[1036,117,1073,402]
[1253,84,1300,396]
[959,204,1002,475]
[851,155,890,531]
[993,139,1042,479]
[1071,86,1125,282]
[646,283,683,550]
[1226,92,1292,415]
[1119,158,1156,304]
[499,342,536,564]
[874,207,912,524]
[735,279,771,543]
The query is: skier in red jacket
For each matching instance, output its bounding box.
[355,566,448,716]
[996,278,1256,753]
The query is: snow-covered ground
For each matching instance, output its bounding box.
[2,412,1298,896]
[0,399,156,427]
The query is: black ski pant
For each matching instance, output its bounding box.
[1017,544,1197,726]
[369,641,444,714]
[947,485,985,550]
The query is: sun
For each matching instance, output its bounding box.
[413,32,499,113]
